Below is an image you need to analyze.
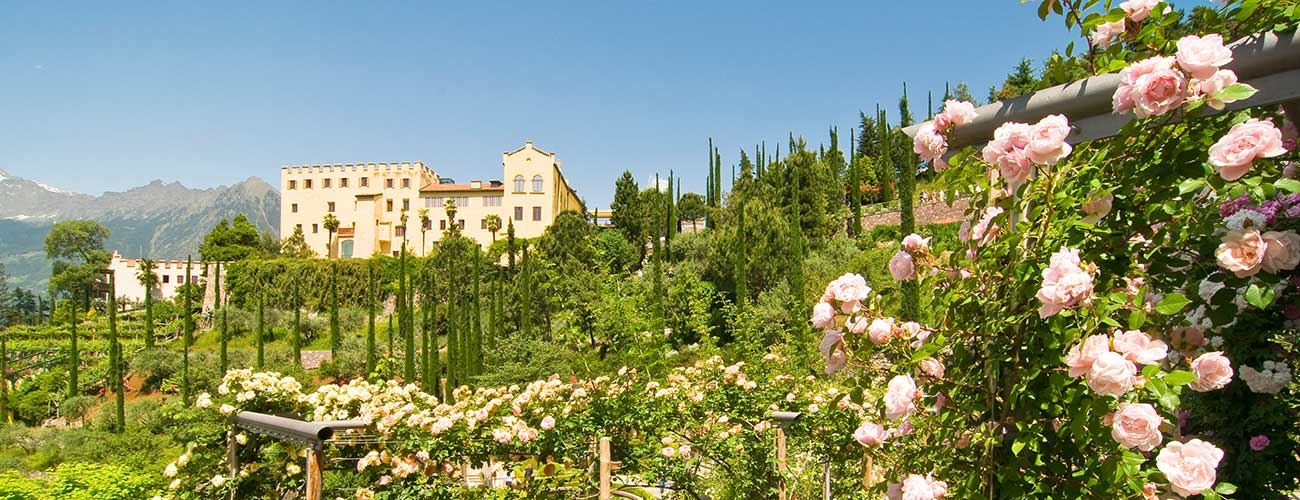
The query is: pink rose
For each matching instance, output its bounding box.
[1112,330,1168,365]
[884,375,918,421]
[1250,435,1270,451]
[853,422,888,446]
[1036,246,1095,318]
[902,233,931,254]
[1157,439,1224,497]
[1215,229,1266,277]
[1120,0,1160,22]
[969,207,1004,247]
[889,250,917,281]
[1176,34,1233,80]
[1188,351,1233,392]
[898,321,923,339]
[1087,351,1137,397]
[540,415,556,430]
[811,301,836,329]
[913,122,948,162]
[1170,326,1205,352]
[919,358,945,379]
[1090,20,1125,48]
[983,122,1034,188]
[826,348,847,375]
[1198,69,1238,110]
[825,273,872,310]
[1026,114,1073,165]
[1209,118,1288,180]
[1081,191,1113,224]
[887,483,903,500]
[901,474,948,500]
[1111,402,1164,451]
[848,315,871,334]
[819,331,845,372]
[935,100,977,129]
[868,317,895,345]
[1064,334,1111,378]
[1114,56,1175,114]
[1261,230,1300,273]
[1132,64,1187,118]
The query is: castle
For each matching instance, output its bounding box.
[279,141,582,257]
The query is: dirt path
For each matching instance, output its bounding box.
[861,198,971,230]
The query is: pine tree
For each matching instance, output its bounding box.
[366,261,377,375]
[183,257,194,403]
[109,272,124,432]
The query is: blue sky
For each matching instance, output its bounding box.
[2,1,1082,207]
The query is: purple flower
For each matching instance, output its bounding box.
[1220,193,1251,218]
[1250,435,1270,451]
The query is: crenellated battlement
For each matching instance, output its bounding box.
[280,161,430,176]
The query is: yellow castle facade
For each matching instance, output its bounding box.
[279,141,582,257]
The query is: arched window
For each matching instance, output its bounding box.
[514,175,525,192]
[532,175,544,192]
[340,239,355,259]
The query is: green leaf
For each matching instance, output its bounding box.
[1164,370,1197,386]
[1215,482,1237,495]
[1012,439,1026,456]
[1155,293,1191,315]
[1178,178,1206,195]
[1127,309,1146,330]
[1245,284,1275,310]
[1213,83,1258,102]
[1275,178,1300,193]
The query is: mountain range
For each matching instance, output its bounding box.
[0,168,280,291]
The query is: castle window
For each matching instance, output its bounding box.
[360,177,369,187]
[514,175,525,192]
[458,219,465,229]
[533,206,542,221]
[402,199,410,211]
[440,220,447,230]
[291,203,298,213]
[162,275,170,284]
[288,180,297,190]
[312,224,319,234]
[455,197,469,207]
[484,196,502,206]
[532,175,543,192]
[428,197,443,208]
[340,178,349,188]
[402,178,411,189]
[385,178,394,189]
[386,200,393,212]
[480,218,487,229]
[327,202,335,212]
[514,206,524,221]
[323,178,331,188]
[396,226,406,237]
[305,179,313,189]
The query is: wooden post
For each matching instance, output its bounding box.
[226,432,239,500]
[776,428,788,500]
[822,461,832,500]
[305,448,323,500]
[599,437,611,500]
[862,451,874,489]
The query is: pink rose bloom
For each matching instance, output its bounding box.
[1132,64,1187,118]
[1170,326,1205,352]
[1157,439,1224,497]
[983,122,1034,188]
[1090,20,1125,48]
[848,315,871,334]
[1081,191,1113,224]
[1087,351,1137,397]
[913,122,948,162]
[811,301,836,329]
[889,250,917,281]
[1112,330,1168,365]
[935,100,977,129]
[1121,0,1160,22]
[1249,435,1270,451]
[1209,118,1288,180]
[1215,229,1266,278]
[868,317,895,345]
[1036,246,1095,318]
[825,273,872,311]
[1064,334,1111,378]
[901,474,948,500]
[819,330,844,359]
[1114,56,1175,114]
[1188,352,1233,392]
[919,358,945,379]
[1026,114,1073,165]
[1111,402,1164,451]
[826,348,847,374]
[969,207,1004,247]
[902,233,931,254]
[887,483,903,500]
[884,375,919,421]
[898,321,923,339]
[853,422,888,446]
[540,415,556,430]
[1176,34,1233,80]
[1261,230,1300,273]
[1198,69,1239,110]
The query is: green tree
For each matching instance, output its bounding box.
[280,225,314,258]
[200,214,260,261]
[676,192,707,231]
[418,208,431,254]
[322,213,340,258]
[107,272,125,432]
[67,287,80,398]
[44,220,111,296]
[953,81,975,103]
[610,171,644,246]
[183,257,195,403]
[366,261,377,375]
[329,260,340,363]
[485,214,502,242]
[989,57,1039,102]
[136,259,158,349]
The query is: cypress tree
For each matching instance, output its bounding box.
[734,199,747,304]
[472,247,483,375]
[714,149,722,210]
[109,272,124,432]
[0,334,6,421]
[506,220,517,274]
[707,138,715,207]
[366,261,377,375]
[788,151,805,311]
[216,261,227,374]
[849,128,863,237]
[445,247,459,394]
[329,261,340,362]
[520,244,533,338]
[255,279,265,370]
[420,267,430,388]
[183,257,194,403]
[293,279,302,368]
[142,266,154,350]
[68,287,80,398]
[897,87,920,320]
[401,244,414,381]
[387,312,394,358]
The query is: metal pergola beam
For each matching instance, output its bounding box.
[231,411,367,450]
[902,30,1300,149]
